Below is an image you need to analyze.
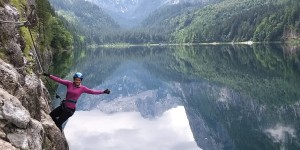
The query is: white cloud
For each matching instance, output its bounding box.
[265,125,296,143]
[64,106,201,150]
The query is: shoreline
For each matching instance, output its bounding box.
[88,40,299,48]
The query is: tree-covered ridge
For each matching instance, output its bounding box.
[171,0,300,43]
[49,0,120,44]
[91,0,299,44]
[140,2,206,35]
[140,0,221,38]
[35,0,73,51]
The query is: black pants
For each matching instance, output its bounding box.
[50,104,75,131]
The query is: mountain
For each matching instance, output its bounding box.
[48,0,299,44]
[140,1,219,38]
[48,0,120,44]
[86,0,212,28]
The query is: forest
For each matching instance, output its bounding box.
[172,0,300,43]
[44,0,300,45]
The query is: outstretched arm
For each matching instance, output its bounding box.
[83,86,110,95]
[44,73,71,86]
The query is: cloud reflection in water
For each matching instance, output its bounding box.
[65,106,201,150]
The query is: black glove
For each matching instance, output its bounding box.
[43,73,50,77]
[104,89,110,94]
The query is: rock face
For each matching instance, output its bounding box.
[0,2,69,150]
[0,60,68,150]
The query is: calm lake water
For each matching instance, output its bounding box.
[55,44,300,150]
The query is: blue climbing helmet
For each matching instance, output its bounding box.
[73,72,83,80]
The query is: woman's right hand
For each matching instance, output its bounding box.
[43,73,50,77]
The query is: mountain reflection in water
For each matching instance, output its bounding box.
[56,44,300,150]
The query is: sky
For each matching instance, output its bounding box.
[64,106,201,150]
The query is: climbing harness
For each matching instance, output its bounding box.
[0,5,44,74]
[60,100,76,112]
[63,99,77,104]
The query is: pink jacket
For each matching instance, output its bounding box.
[49,75,104,109]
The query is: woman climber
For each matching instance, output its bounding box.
[44,72,110,131]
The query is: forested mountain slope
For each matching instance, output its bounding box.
[49,0,120,44]
[169,0,300,43]
[138,0,299,43]
[87,0,215,28]
[46,0,300,44]
[141,0,220,32]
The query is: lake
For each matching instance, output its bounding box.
[55,44,300,150]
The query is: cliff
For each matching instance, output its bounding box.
[0,1,68,150]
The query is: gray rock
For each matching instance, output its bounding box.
[0,4,24,67]
[0,121,6,128]
[0,127,6,139]
[0,88,31,129]
[23,74,43,120]
[7,129,29,149]
[0,59,20,95]
[40,96,51,114]
[8,40,24,67]
[27,119,44,150]
[0,99,3,119]
[0,58,69,150]
[0,139,17,150]
[41,110,69,150]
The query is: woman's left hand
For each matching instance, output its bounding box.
[104,89,110,94]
